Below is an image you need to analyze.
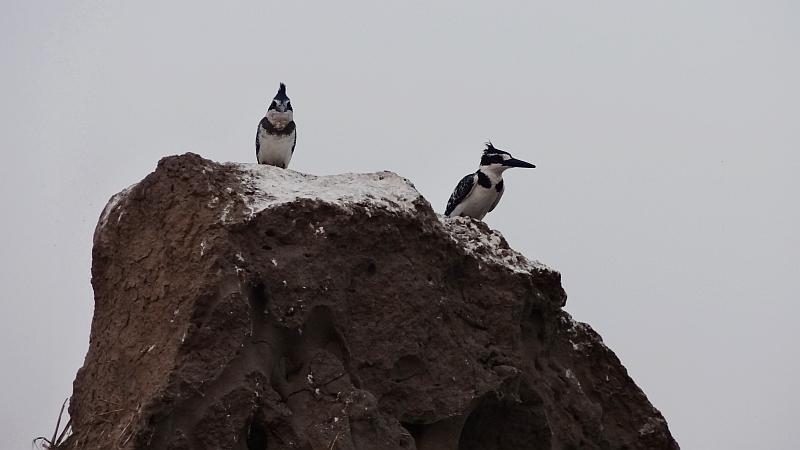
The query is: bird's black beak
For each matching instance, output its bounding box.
[504,158,536,168]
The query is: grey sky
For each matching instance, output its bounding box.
[2,1,798,448]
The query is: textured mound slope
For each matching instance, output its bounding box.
[63,153,678,450]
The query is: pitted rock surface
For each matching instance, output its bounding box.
[62,153,678,450]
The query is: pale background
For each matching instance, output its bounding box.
[2,2,798,449]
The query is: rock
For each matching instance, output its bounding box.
[62,153,679,449]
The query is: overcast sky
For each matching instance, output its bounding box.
[2,2,798,449]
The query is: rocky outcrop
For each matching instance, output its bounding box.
[62,153,678,450]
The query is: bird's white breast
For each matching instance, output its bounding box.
[257,127,296,168]
[454,185,501,220]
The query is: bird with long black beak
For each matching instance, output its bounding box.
[445,141,536,220]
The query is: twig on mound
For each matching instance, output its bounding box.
[32,398,72,449]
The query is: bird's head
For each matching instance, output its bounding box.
[266,83,294,127]
[480,141,536,174]
[269,83,292,112]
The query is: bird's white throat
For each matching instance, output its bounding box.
[266,110,294,129]
[479,164,507,184]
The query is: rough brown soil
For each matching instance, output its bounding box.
[61,153,679,450]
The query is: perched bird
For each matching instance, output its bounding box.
[256,83,297,168]
[445,142,536,219]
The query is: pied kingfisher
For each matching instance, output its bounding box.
[256,83,297,168]
[445,142,536,220]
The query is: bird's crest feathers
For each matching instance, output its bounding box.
[273,82,290,102]
[482,141,509,156]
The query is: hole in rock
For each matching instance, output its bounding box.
[250,283,268,314]
[391,355,424,382]
[402,417,465,450]
[458,387,551,450]
[401,422,427,447]
[246,416,269,450]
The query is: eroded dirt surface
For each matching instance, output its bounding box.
[62,154,678,450]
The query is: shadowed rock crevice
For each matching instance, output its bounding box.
[61,154,678,450]
[458,385,551,450]
[245,411,269,450]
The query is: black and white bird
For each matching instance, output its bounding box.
[445,142,536,220]
[256,83,297,168]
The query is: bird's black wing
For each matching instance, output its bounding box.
[445,172,477,216]
[291,123,297,154]
[256,117,269,160]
